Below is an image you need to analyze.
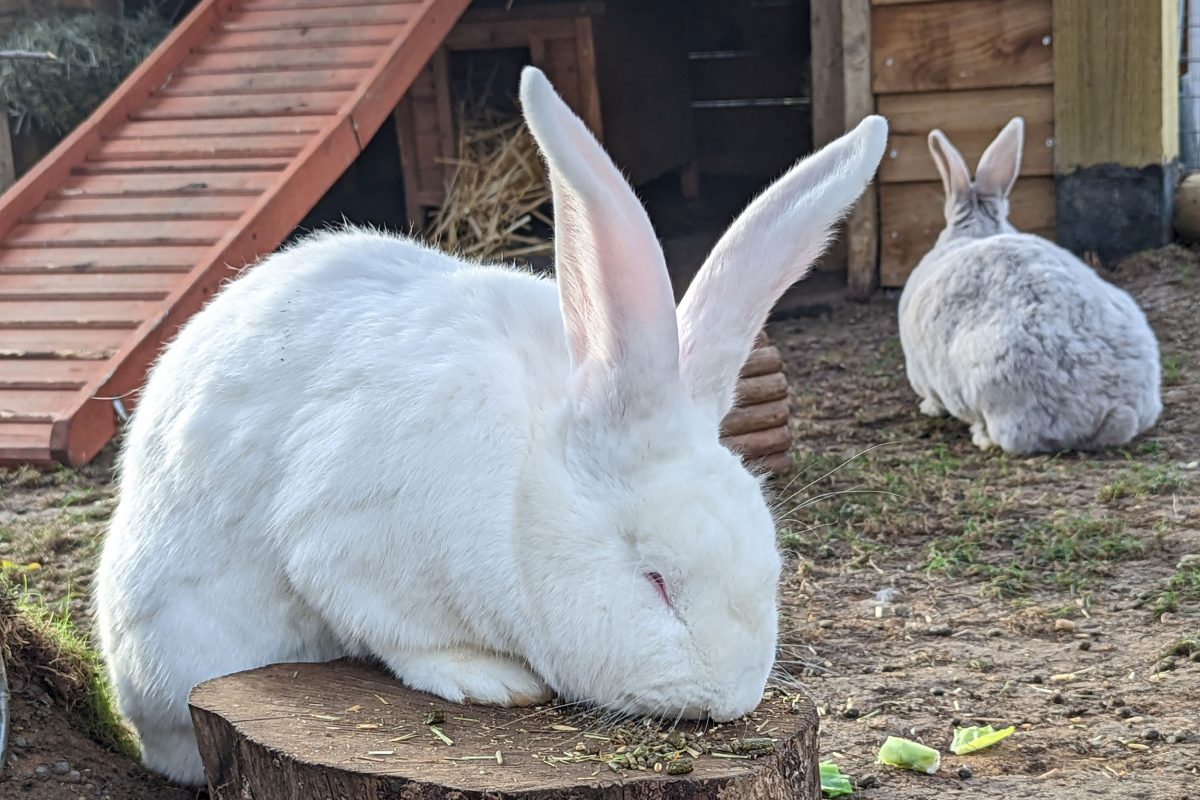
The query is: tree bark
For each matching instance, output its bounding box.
[190,660,821,800]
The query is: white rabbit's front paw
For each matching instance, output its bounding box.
[391,648,553,707]
[970,422,996,451]
[919,397,947,417]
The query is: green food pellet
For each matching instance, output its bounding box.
[667,758,694,775]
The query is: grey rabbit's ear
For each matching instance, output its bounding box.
[927,129,972,206]
[974,117,1025,200]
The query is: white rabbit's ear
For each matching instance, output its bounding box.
[928,129,972,205]
[676,115,888,424]
[974,117,1024,200]
[519,67,680,419]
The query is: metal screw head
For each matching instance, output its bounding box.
[1042,35,1052,46]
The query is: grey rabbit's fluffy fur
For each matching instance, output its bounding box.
[898,117,1162,454]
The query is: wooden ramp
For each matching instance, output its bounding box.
[0,0,470,467]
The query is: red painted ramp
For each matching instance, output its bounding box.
[0,0,471,466]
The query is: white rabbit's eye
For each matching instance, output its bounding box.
[646,571,672,608]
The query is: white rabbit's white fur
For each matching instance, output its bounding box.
[899,118,1162,453]
[96,68,888,785]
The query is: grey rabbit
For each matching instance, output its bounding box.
[898,117,1162,454]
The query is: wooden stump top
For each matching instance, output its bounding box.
[189,659,820,799]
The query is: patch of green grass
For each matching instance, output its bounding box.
[1161,353,1184,385]
[0,501,109,611]
[924,513,1146,597]
[1151,564,1200,615]
[1097,465,1184,503]
[866,336,903,376]
[1136,439,1165,456]
[1021,515,1142,564]
[2,581,138,758]
[1163,637,1199,658]
[909,442,962,479]
[774,451,907,562]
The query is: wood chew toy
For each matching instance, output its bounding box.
[189,659,821,799]
[720,331,792,475]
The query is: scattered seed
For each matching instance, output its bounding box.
[366,750,394,756]
[550,724,579,732]
[424,711,446,725]
[356,723,381,730]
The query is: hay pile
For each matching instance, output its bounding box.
[0,9,169,135]
[424,104,554,264]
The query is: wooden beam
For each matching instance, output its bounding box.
[873,0,1053,95]
[842,0,877,297]
[810,0,844,149]
[0,111,14,195]
[1053,0,1178,170]
[877,87,1055,184]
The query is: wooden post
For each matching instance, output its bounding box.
[0,112,15,195]
[810,0,847,274]
[190,660,822,799]
[810,0,844,150]
[1052,0,1180,262]
[842,0,877,298]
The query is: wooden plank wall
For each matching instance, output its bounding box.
[871,0,1055,287]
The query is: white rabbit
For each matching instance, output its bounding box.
[95,67,887,785]
[898,117,1161,454]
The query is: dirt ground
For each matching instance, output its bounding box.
[0,245,1196,799]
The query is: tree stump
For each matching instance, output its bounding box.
[721,331,793,476]
[190,659,821,800]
